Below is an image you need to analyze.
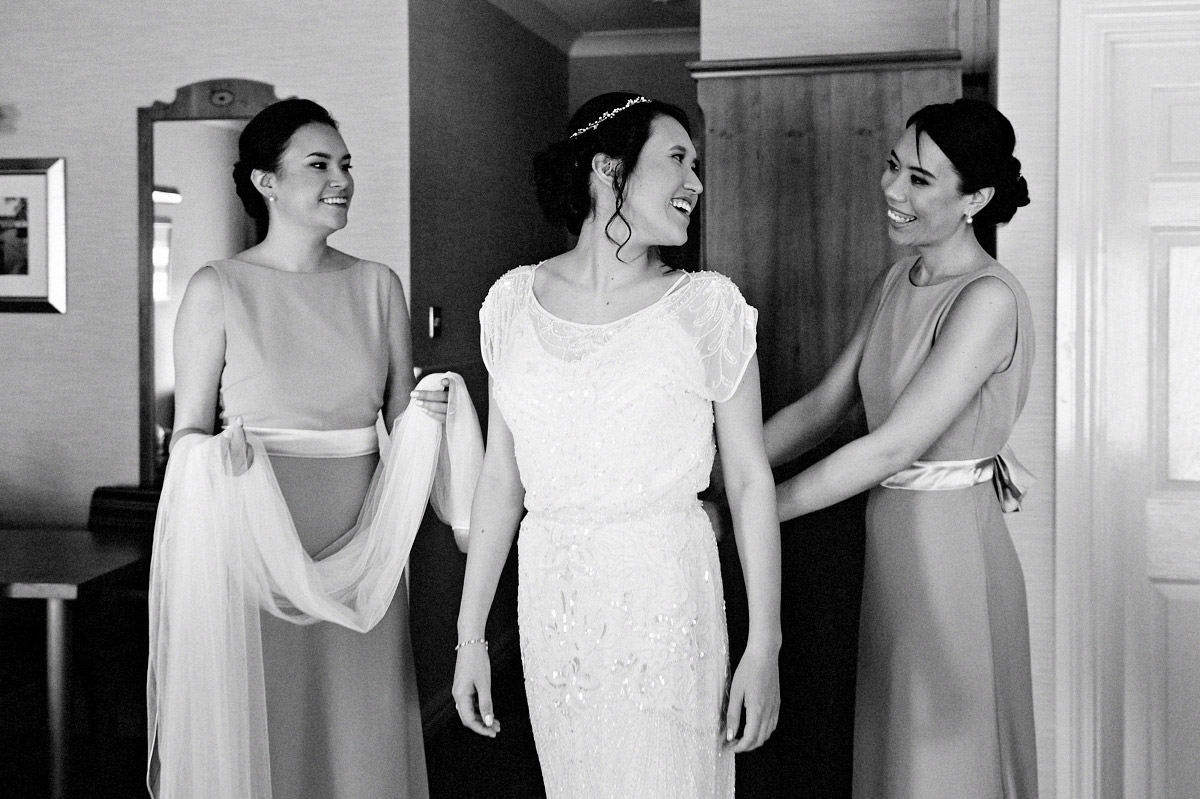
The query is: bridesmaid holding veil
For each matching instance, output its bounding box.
[148,98,477,799]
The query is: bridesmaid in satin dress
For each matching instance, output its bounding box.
[164,98,448,798]
[765,99,1038,799]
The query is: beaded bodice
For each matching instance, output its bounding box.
[480,264,757,519]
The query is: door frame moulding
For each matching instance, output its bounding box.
[1056,4,1200,799]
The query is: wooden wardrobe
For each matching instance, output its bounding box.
[692,51,962,798]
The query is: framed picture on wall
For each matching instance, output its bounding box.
[0,157,66,313]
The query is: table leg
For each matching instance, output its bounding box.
[46,597,71,799]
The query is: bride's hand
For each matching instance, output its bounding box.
[410,378,451,423]
[452,643,501,738]
[724,643,780,753]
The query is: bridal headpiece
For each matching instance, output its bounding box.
[569,96,651,139]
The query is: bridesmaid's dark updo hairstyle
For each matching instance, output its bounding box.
[533,92,692,252]
[232,98,340,228]
[906,98,1030,227]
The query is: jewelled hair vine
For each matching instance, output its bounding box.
[569,96,651,139]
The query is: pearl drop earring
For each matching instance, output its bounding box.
[965,212,973,225]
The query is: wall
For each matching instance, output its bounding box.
[404,7,568,790]
[701,0,996,75]
[570,50,701,147]
[997,1,1060,794]
[408,0,567,385]
[0,0,409,527]
[701,0,954,61]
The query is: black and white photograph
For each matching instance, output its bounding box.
[0,195,31,275]
[1,2,1198,799]
[0,157,66,312]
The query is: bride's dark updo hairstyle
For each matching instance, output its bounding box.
[906,98,1030,227]
[232,98,340,229]
[533,92,692,252]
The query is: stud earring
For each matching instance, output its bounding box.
[964,212,973,225]
[268,194,276,203]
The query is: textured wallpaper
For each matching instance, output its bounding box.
[0,1,409,525]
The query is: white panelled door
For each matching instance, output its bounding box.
[1114,36,1200,799]
[1060,4,1200,799]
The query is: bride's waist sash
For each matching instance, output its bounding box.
[232,425,378,458]
[880,445,1034,513]
[527,494,699,529]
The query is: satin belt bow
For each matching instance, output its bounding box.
[880,444,1034,513]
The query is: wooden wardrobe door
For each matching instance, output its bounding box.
[692,52,961,798]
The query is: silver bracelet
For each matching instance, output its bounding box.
[454,637,488,652]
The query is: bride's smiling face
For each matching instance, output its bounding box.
[617,115,703,248]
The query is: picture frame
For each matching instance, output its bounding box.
[0,158,66,312]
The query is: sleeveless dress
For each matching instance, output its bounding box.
[479,264,758,799]
[211,257,428,799]
[853,256,1038,798]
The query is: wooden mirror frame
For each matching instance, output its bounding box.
[137,78,284,487]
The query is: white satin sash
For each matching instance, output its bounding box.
[880,444,1034,513]
[146,372,482,798]
[242,425,379,458]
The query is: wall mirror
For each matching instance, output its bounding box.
[138,78,284,486]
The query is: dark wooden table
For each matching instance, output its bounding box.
[1,528,148,799]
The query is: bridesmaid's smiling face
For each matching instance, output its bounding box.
[260,123,355,234]
[880,125,978,249]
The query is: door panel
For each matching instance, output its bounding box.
[1107,27,1200,799]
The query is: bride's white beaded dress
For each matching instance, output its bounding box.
[480,263,758,798]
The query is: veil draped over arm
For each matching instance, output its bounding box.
[147,372,481,799]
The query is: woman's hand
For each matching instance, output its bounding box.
[452,643,501,738]
[224,416,254,476]
[724,642,781,753]
[410,377,451,423]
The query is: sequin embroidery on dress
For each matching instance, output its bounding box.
[479,264,757,798]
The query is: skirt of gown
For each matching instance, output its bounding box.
[517,501,734,799]
[259,453,429,799]
[853,481,1038,799]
